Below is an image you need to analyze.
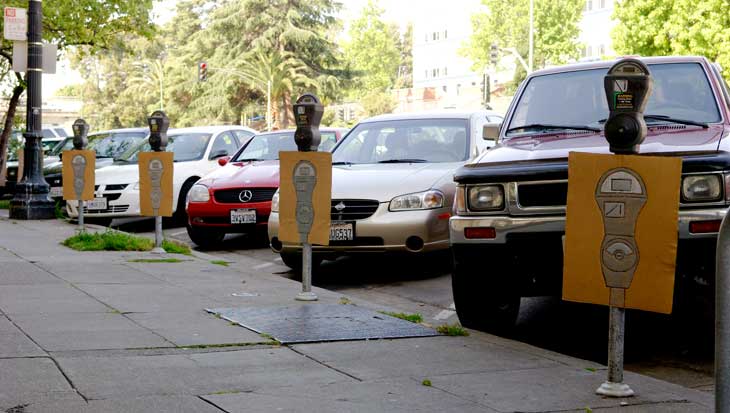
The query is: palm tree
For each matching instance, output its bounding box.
[127,59,166,111]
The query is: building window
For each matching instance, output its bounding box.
[599,0,606,7]
[425,70,428,79]
[425,33,428,42]
[444,30,448,39]
[587,45,593,56]
[456,84,461,96]
[444,67,448,76]
[585,0,592,11]
[442,85,447,93]
[598,44,606,56]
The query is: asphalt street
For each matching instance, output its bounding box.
[119,217,715,394]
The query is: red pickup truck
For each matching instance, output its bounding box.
[450,56,730,332]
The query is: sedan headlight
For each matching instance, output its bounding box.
[468,185,505,211]
[271,189,280,212]
[187,184,211,203]
[682,175,722,202]
[389,190,444,211]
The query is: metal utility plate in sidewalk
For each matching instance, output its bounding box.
[206,305,439,344]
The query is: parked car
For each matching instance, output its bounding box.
[2,131,71,197]
[45,128,149,200]
[185,128,347,248]
[268,111,503,269]
[66,125,256,225]
[449,56,730,332]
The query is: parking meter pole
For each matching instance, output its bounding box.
[607,304,625,383]
[78,201,84,228]
[296,240,317,301]
[154,216,163,250]
[715,212,730,412]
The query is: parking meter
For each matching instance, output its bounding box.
[603,58,653,155]
[293,93,324,152]
[147,110,170,152]
[72,119,89,150]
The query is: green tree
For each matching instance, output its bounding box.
[462,0,583,84]
[343,1,401,95]
[395,23,413,89]
[0,0,153,178]
[612,0,730,79]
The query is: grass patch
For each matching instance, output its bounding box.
[54,200,66,219]
[0,200,9,209]
[585,367,597,373]
[380,311,423,324]
[62,230,192,255]
[421,379,432,387]
[129,258,183,264]
[211,260,230,267]
[436,324,469,336]
[339,297,352,305]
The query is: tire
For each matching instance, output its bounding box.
[451,249,520,334]
[187,224,225,249]
[173,179,197,225]
[280,250,323,272]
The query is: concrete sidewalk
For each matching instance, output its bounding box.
[0,214,714,412]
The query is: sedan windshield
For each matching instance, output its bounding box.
[332,119,469,164]
[506,62,721,138]
[88,132,146,158]
[232,132,297,161]
[116,133,212,162]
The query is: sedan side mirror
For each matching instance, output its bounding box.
[209,149,229,160]
[483,123,501,141]
[217,156,230,166]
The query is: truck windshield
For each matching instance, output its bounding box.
[506,62,721,138]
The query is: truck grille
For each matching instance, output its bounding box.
[214,188,277,204]
[517,182,568,208]
[331,199,380,221]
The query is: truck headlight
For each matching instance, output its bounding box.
[187,184,211,203]
[389,190,444,211]
[271,189,279,212]
[682,175,722,202]
[468,185,504,211]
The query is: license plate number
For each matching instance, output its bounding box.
[231,209,256,224]
[49,186,63,197]
[86,198,107,210]
[330,222,354,241]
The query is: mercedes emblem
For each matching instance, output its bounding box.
[239,190,253,203]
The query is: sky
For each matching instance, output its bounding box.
[45,0,426,99]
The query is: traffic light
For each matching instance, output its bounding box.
[198,61,208,82]
[490,43,499,65]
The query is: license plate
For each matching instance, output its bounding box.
[231,208,256,224]
[330,222,354,241]
[86,197,107,210]
[49,186,63,197]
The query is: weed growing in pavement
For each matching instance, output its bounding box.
[380,311,423,324]
[211,260,230,266]
[0,200,9,209]
[422,379,432,387]
[585,367,597,373]
[62,230,192,255]
[339,297,352,305]
[54,200,67,219]
[108,309,122,314]
[129,258,184,264]
[436,324,469,336]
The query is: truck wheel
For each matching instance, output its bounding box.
[187,225,224,249]
[451,256,520,334]
[280,251,322,272]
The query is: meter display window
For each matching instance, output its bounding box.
[333,119,469,164]
[507,62,721,138]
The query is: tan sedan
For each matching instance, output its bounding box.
[268,110,502,269]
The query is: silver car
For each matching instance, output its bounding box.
[268,110,503,269]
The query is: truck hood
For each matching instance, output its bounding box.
[199,160,280,188]
[332,162,461,202]
[478,125,726,164]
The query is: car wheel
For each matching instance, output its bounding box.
[280,251,323,272]
[187,225,225,249]
[173,179,197,225]
[451,251,520,334]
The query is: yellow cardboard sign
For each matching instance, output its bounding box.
[62,150,96,201]
[278,151,332,245]
[563,152,681,314]
[138,152,174,217]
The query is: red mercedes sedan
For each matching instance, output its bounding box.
[185,128,347,248]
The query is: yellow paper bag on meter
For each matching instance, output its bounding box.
[62,150,96,201]
[279,151,332,245]
[138,152,174,217]
[562,152,681,314]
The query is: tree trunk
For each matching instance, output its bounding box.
[0,84,26,187]
[271,96,280,130]
[281,92,293,129]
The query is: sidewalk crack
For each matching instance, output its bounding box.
[197,395,232,412]
[288,346,363,382]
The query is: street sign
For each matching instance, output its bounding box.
[278,151,332,246]
[12,42,57,74]
[4,7,27,41]
[62,150,95,201]
[138,152,174,217]
[563,152,681,313]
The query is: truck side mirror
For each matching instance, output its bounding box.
[483,123,501,141]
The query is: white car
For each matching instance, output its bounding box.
[66,125,256,224]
